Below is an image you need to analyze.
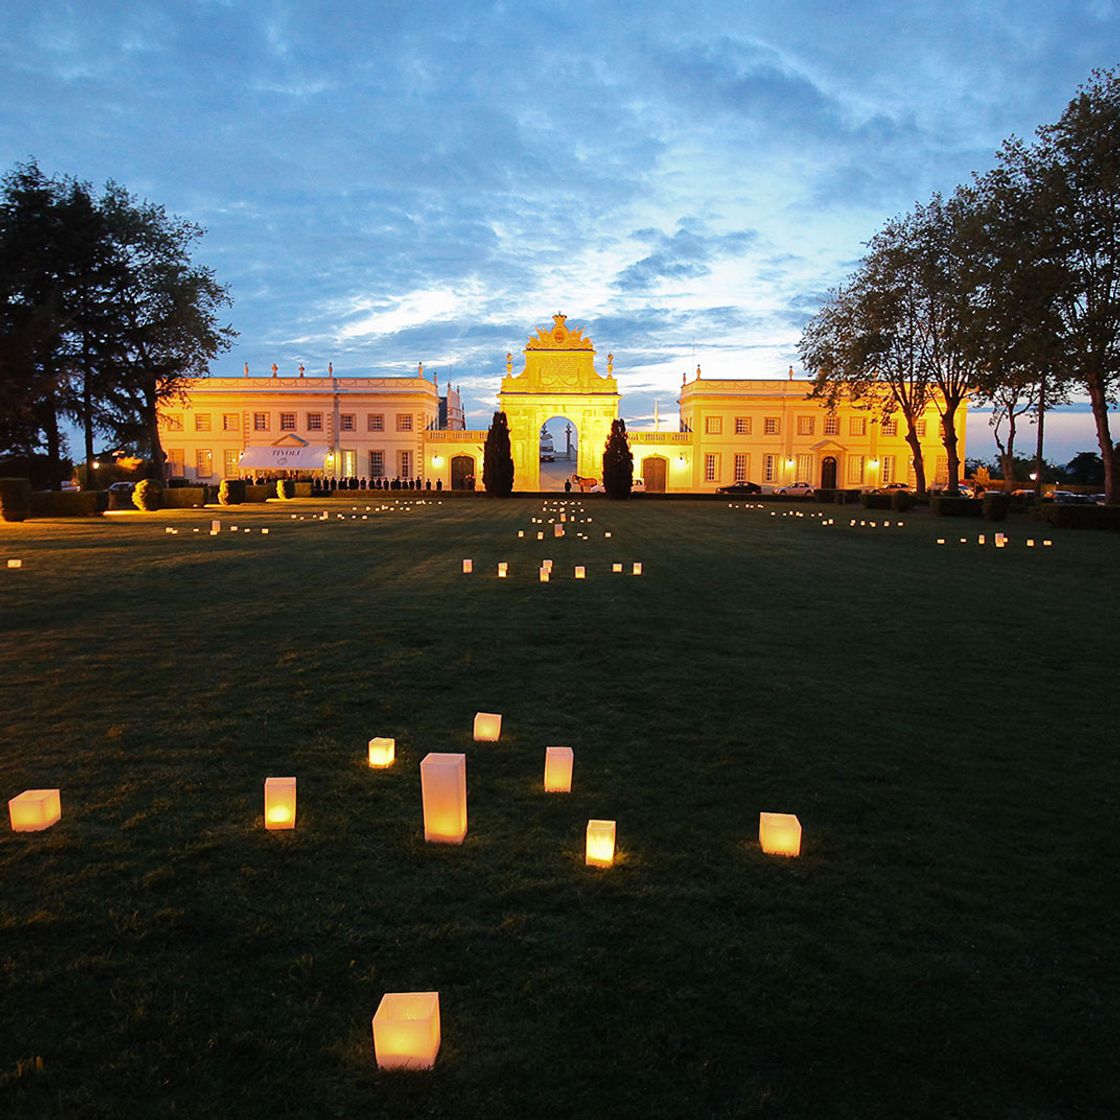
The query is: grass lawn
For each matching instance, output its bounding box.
[1,497,1116,1119]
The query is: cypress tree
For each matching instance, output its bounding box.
[482,410,514,495]
[602,417,633,498]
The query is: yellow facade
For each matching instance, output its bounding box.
[159,316,967,492]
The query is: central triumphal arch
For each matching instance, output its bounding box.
[497,314,620,491]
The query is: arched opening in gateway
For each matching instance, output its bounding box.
[538,415,579,490]
[450,454,476,491]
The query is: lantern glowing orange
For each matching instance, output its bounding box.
[574,566,586,579]
[632,562,643,575]
[759,812,802,857]
[368,737,396,768]
[497,562,508,578]
[420,753,467,844]
[586,819,616,867]
[539,567,550,582]
[8,789,61,832]
[612,562,622,573]
[473,712,502,741]
[544,747,574,793]
[462,559,473,574]
[264,777,296,829]
[372,991,441,1070]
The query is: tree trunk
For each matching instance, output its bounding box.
[940,404,961,494]
[1034,375,1046,499]
[43,391,62,489]
[83,373,95,475]
[144,377,166,481]
[905,428,927,496]
[1084,370,1118,504]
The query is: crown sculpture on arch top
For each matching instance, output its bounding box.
[501,313,618,395]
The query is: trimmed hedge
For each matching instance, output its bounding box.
[161,486,208,509]
[931,496,982,517]
[276,479,295,499]
[245,484,272,503]
[860,492,892,509]
[982,492,1011,522]
[133,479,163,511]
[891,489,917,512]
[294,482,313,497]
[0,478,31,522]
[1035,503,1120,531]
[218,479,245,505]
[29,490,107,517]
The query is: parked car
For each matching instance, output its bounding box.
[716,480,762,495]
[777,482,815,496]
[108,481,135,494]
[60,480,80,492]
[1052,490,1094,504]
[871,482,912,494]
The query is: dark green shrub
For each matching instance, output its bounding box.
[815,488,835,503]
[244,484,272,503]
[132,479,163,511]
[161,487,207,509]
[218,479,245,505]
[602,418,634,499]
[167,476,191,488]
[1035,503,1120,531]
[294,482,313,497]
[983,492,1011,521]
[482,411,514,496]
[277,479,295,499]
[0,478,31,522]
[891,489,917,512]
[29,491,107,517]
[931,496,982,517]
[860,492,892,509]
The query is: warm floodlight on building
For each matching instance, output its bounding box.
[544,747,574,793]
[431,455,444,468]
[420,753,467,844]
[8,789,61,832]
[759,812,802,857]
[473,712,502,742]
[372,992,441,1070]
[264,777,297,830]
[586,819,616,867]
[368,737,396,768]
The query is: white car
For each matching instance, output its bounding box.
[777,482,815,496]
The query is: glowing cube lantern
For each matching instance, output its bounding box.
[536,531,544,541]
[1027,538,1035,548]
[554,524,564,538]
[8,559,23,568]
[759,812,802,857]
[372,991,441,1070]
[574,566,586,580]
[473,712,502,742]
[497,562,508,578]
[586,819,616,867]
[368,737,396,768]
[612,563,623,573]
[462,559,473,574]
[420,753,467,844]
[264,777,296,829]
[9,789,61,832]
[539,567,550,583]
[211,519,221,533]
[544,747,574,793]
[632,562,643,575]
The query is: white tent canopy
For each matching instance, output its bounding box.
[238,445,330,470]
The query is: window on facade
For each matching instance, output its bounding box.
[280,412,296,431]
[763,454,778,482]
[764,417,779,435]
[849,416,866,436]
[397,413,414,432]
[307,413,323,431]
[196,449,213,477]
[341,449,356,476]
[166,449,184,476]
[847,455,864,484]
[734,416,750,435]
[797,416,815,436]
[253,412,269,431]
[796,453,813,481]
[223,412,240,431]
[882,418,898,436]
[935,454,948,484]
[165,413,183,431]
[194,413,211,431]
[223,449,240,478]
[881,455,895,484]
[369,450,385,478]
[340,413,356,431]
[399,449,413,477]
[917,418,928,438]
[824,415,839,436]
[734,453,749,482]
[704,453,719,482]
[368,413,384,431]
[704,416,722,435]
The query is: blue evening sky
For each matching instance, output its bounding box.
[3,1,1118,462]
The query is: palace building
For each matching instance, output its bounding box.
[159,314,966,492]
